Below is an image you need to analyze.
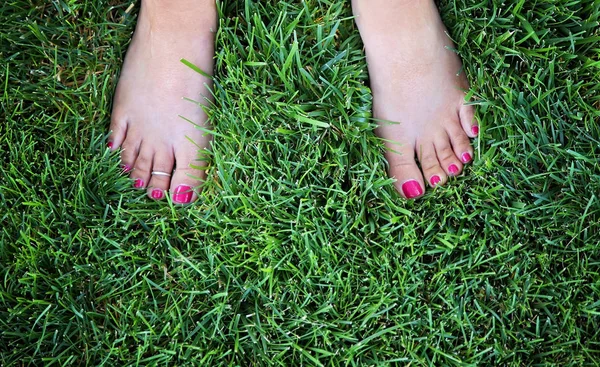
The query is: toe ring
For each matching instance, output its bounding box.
[152,171,172,177]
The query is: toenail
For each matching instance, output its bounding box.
[173,185,193,204]
[401,180,424,199]
[448,164,459,175]
[461,152,472,163]
[122,164,131,173]
[430,175,441,187]
[472,126,479,135]
[133,179,144,188]
[151,189,164,200]
[107,142,114,149]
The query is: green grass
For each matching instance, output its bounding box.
[1,0,600,365]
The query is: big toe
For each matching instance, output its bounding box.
[169,146,208,204]
[386,141,425,199]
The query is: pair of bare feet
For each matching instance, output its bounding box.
[108,0,478,203]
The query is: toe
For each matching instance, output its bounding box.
[459,103,479,138]
[130,144,153,189]
[147,149,175,200]
[108,109,128,151]
[169,147,208,204]
[119,136,141,174]
[446,121,474,166]
[385,141,425,199]
[434,134,463,177]
[415,139,447,188]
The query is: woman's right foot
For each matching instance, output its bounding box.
[109,0,217,204]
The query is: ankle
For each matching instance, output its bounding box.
[142,0,215,12]
[353,0,439,27]
[141,0,217,28]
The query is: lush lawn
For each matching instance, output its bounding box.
[1,0,600,365]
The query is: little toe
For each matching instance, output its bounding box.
[434,134,464,177]
[169,148,207,204]
[385,143,426,199]
[416,140,447,188]
[130,144,153,190]
[147,150,175,200]
[459,103,479,138]
[108,110,128,151]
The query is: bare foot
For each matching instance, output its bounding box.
[352,0,478,199]
[109,0,217,204]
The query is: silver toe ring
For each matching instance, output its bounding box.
[151,171,172,177]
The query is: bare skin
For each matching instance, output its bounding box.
[108,0,217,204]
[111,0,475,202]
[352,0,478,199]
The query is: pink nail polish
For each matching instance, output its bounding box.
[472,126,479,135]
[133,179,144,188]
[401,180,423,199]
[462,152,472,163]
[151,189,164,200]
[107,142,114,149]
[173,185,193,204]
[430,175,441,187]
[122,164,131,173]
[448,164,459,175]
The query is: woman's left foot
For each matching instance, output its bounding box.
[353,0,478,199]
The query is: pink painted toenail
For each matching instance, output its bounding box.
[448,164,459,175]
[462,152,472,163]
[133,179,144,188]
[472,126,479,135]
[430,175,441,187]
[122,164,131,173]
[173,185,193,204]
[151,189,164,200]
[107,142,113,149]
[401,180,423,199]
